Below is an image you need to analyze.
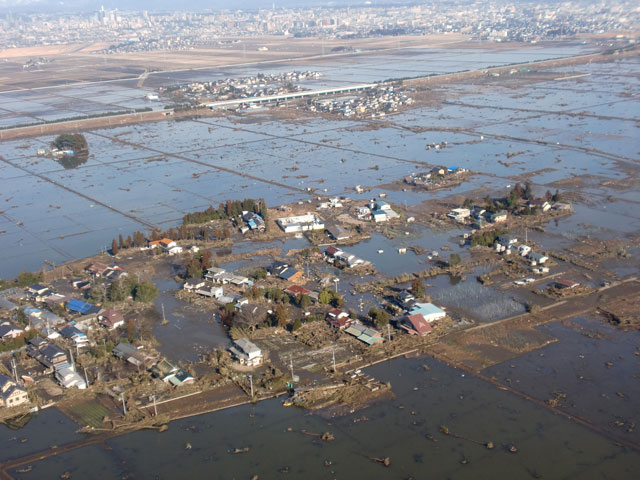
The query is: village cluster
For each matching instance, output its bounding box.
[305,85,413,118]
[159,71,323,105]
[0,173,582,416]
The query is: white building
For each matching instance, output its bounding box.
[447,208,471,221]
[229,338,263,366]
[276,213,324,233]
[55,365,87,389]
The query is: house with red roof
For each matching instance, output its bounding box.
[400,314,433,336]
[326,308,353,329]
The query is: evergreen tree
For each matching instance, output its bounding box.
[111,238,119,255]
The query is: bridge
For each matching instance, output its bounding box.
[204,83,377,109]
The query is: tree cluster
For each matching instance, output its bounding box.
[53,133,88,152]
[182,198,268,225]
[368,307,390,328]
[318,287,343,307]
[469,229,505,247]
[88,277,158,305]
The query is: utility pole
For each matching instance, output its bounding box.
[69,348,75,370]
[290,356,294,382]
[11,358,18,383]
[121,394,127,415]
[152,395,158,416]
[249,375,254,398]
[84,367,90,387]
[332,349,336,372]
[387,324,391,342]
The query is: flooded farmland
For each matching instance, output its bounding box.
[0,42,639,479]
[2,44,636,280]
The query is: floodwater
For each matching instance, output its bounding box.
[2,45,635,279]
[7,354,639,479]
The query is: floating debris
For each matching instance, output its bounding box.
[369,456,391,467]
[184,442,192,450]
[486,441,495,449]
[231,447,250,454]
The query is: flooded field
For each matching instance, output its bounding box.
[6,353,639,479]
[1,51,638,279]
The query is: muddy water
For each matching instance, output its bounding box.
[8,355,639,479]
[151,275,229,362]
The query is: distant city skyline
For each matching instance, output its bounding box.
[1,0,388,14]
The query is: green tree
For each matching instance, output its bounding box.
[111,238,119,255]
[274,303,288,327]
[411,278,424,298]
[134,281,159,303]
[13,270,42,287]
[88,284,107,304]
[297,294,311,309]
[291,318,302,332]
[318,288,332,304]
[374,310,390,328]
[108,279,128,302]
[448,253,462,267]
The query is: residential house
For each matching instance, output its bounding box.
[518,245,532,256]
[229,338,264,366]
[555,279,580,290]
[0,323,24,340]
[447,208,471,222]
[27,340,68,368]
[149,238,183,255]
[327,225,349,241]
[355,206,371,220]
[204,267,226,283]
[183,278,206,292]
[0,374,29,408]
[284,285,311,298]
[54,365,87,389]
[529,199,551,212]
[408,303,446,323]
[277,267,303,283]
[498,235,518,246]
[165,369,195,387]
[489,211,508,223]
[85,263,109,277]
[113,342,157,369]
[324,246,344,259]
[71,278,91,291]
[0,297,17,311]
[66,299,101,316]
[401,314,433,336]
[242,211,266,231]
[43,293,67,309]
[97,309,125,330]
[344,324,384,345]
[395,290,416,309]
[527,252,549,265]
[326,309,353,329]
[26,284,52,302]
[59,326,89,346]
[196,286,224,299]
